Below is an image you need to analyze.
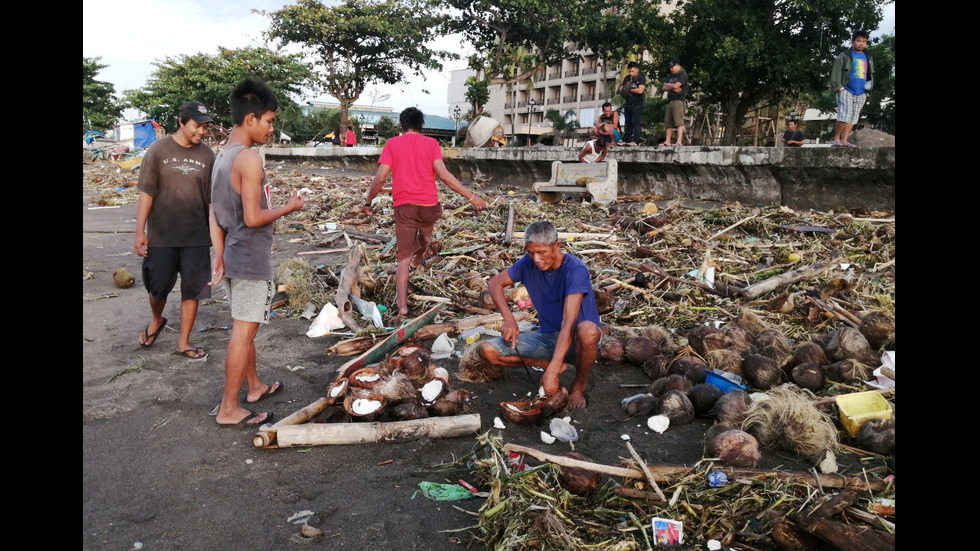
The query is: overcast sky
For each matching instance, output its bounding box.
[83,0,894,122]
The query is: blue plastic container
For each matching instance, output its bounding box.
[704,369,747,393]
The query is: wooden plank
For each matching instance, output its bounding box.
[273,413,482,447]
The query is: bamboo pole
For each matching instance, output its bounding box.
[271,413,482,447]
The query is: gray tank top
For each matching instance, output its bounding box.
[210,144,274,280]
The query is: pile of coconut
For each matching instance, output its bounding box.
[607,308,895,471]
[324,345,471,421]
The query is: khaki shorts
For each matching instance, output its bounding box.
[225,278,274,324]
[665,100,686,128]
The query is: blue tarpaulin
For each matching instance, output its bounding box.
[132,121,158,149]
[83,130,105,145]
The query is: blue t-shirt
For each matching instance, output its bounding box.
[507,253,601,333]
[846,51,868,96]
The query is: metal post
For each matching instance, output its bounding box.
[452,105,461,147]
[527,98,536,146]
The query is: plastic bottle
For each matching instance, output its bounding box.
[460,326,486,344]
[517,321,538,332]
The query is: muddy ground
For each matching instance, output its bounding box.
[82,160,890,551]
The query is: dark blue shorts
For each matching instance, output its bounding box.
[142,245,212,302]
[485,331,577,364]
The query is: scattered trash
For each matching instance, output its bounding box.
[647,415,669,433]
[548,417,579,442]
[417,481,476,501]
[307,303,345,337]
[430,332,456,359]
[651,517,683,545]
[540,431,556,444]
[493,417,506,429]
[707,471,729,488]
[287,510,315,524]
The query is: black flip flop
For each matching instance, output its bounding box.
[139,317,168,347]
[172,348,208,361]
[246,381,283,403]
[217,411,273,428]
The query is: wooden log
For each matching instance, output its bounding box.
[793,516,896,551]
[252,398,332,448]
[512,231,617,241]
[337,227,392,243]
[334,243,366,331]
[503,204,516,245]
[736,262,831,301]
[325,337,378,356]
[766,511,825,551]
[412,311,531,341]
[272,413,482,447]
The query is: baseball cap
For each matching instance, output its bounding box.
[667,59,681,68]
[179,101,214,124]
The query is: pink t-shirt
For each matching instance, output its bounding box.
[378,132,442,207]
[345,130,356,146]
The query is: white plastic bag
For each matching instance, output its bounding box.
[548,417,578,443]
[307,303,346,337]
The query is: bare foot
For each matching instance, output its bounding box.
[567,389,587,410]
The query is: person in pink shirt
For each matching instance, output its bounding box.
[362,107,488,324]
[345,125,356,147]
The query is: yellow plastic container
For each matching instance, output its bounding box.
[835,391,893,437]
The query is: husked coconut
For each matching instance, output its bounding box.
[657,390,695,425]
[557,452,602,495]
[399,347,431,380]
[792,342,826,368]
[856,418,895,455]
[625,337,660,366]
[734,308,769,338]
[826,359,872,384]
[622,393,659,418]
[791,362,824,392]
[742,354,781,390]
[642,355,669,380]
[687,383,724,417]
[858,312,896,350]
[721,325,754,353]
[755,329,794,369]
[707,429,762,467]
[112,267,135,289]
[704,349,744,377]
[428,389,471,416]
[688,326,726,356]
[457,343,505,383]
[324,379,348,404]
[713,389,752,428]
[823,327,879,365]
[418,377,448,405]
[343,393,386,418]
[389,399,429,420]
[599,336,625,364]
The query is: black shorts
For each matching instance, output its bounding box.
[142,245,212,301]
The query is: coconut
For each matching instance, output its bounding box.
[656,390,695,425]
[670,362,706,386]
[457,342,505,383]
[646,377,669,397]
[791,362,824,392]
[428,365,450,382]
[792,342,826,367]
[721,325,754,353]
[594,290,616,315]
[557,452,602,495]
[374,371,419,403]
[825,359,873,384]
[625,337,660,366]
[661,373,693,394]
[399,347,431,380]
[754,329,794,369]
[428,389,471,416]
[389,399,429,420]
[704,349,744,377]
[112,267,135,289]
[418,377,448,405]
[734,308,769,338]
[324,379,348,404]
[642,355,669,380]
[742,385,839,459]
[713,389,752,428]
[688,326,726,356]
[823,327,879,365]
[348,367,384,389]
[687,383,724,417]
[858,312,896,350]
[343,393,387,418]
[742,354,781,390]
[856,418,895,455]
[707,429,762,467]
[499,399,544,425]
[599,336,625,364]
[622,393,659,418]
[530,387,570,416]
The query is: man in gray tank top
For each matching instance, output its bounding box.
[209,78,305,427]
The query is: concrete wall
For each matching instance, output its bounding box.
[260,145,895,212]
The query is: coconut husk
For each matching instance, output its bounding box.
[399,346,432,381]
[687,383,724,417]
[734,308,769,338]
[622,393,659,418]
[556,452,602,495]
[713,389,752,428]
[642,355,669,380]
[825,359,872,384]
[858,311,895,350]
[624,337,660,366]
[670,363,706,386]
[791,362,825,392]
[856,418,895,455]
[704,349,743,377]
[721,325,754,353]
[755,329,794,369]
[792,341,827,367]
[457,343,505,383]
[112,267,135,289]
[661,373,693,394]
[598,335,625,364]
[742,354,782,390]
[823,327,879,365]
[742,384,839,459]
[374,371,419,403]
[389,399,429,420]
[608,324,676,354]
[428,389,471,416]
[707,428,762,467]
[657,389,695,425]
[688,326,726,356]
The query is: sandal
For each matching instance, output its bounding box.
[139,317,168,347]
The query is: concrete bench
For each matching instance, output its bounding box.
[532,160,618,205]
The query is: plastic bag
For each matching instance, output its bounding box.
[430,332,456,360]
[548,417,578,443]
[348,293,383,329]
[306,303,346,337]
[417,481,475,501]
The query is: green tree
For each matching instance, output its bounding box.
[861,33,894,134]
[668,0,888,144]
[260,0,455,129]
[543,109,579,145]
[83,57,123,134]
[464,75,490,119]
[282,106,343,144]
[376,116,398,139]
[123,46,314,132]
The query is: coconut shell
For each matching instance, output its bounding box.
[499,399,543,425]
[656,390,695,425]
[858,312,896,350]
[823,328,879,365]
[324,379,349,404]
[557,452,602,495]
[112,267,135,289]
[734,308,769,338]
[687,383,724,417]
[721,325,754,353]
[704,349,744,377]
[791,362,824,392]
[755,329,794,369]
[622,393,659,418]
[417,377,448,405]
[599,336,625,364]
[856,418,895,455]
[793,342,826,367]
[530,387,570,416]
[713,389,752,428]
[707,429,762,467]
[625,337,660,366]
[389,399,429,420]
[688,326,726,356]
[742,354,781,390]
[343,393,387,418]
[348,367,384,389]
[642,355,669,380]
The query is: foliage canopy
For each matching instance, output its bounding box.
[83,57,123,134]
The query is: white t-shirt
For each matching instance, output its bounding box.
[581,140,603,163]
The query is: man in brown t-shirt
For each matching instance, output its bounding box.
[133,101,215,360]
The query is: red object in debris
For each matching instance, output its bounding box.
[516,299,533,310]
[458,479,479,493]
[110,146,130,160]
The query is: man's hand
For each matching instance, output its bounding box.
[500,318,519,348]
[361,205,372,216]
[133,233,148,257]
[287,189,306,213]
[468,195,488,212]
[208,261,224,287]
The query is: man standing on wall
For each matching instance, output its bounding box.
[782,120,805,147]
[830,30,874,147]
[618,62,646,146]
[661,59,689,147]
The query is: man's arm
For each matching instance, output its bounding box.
[208,205,225,286]
[596,148,607,162]
[434,159,488,211]
[487,269,519,346]
[830,52,845,91]
[540,292,585,395]
[236,149,304,227]
[578,143,592,162]
[133,191,154,257]
[362,163,391,215]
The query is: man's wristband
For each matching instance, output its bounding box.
[364,200,372,207]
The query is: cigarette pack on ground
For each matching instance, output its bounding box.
[651,518,683,545]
